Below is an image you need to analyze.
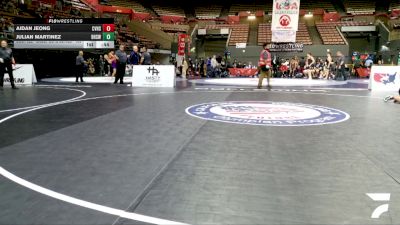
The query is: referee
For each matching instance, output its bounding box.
[115,44,127,84]
[75,51,86,83]
[0,39,18,90]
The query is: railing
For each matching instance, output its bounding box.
[336,26,349,45]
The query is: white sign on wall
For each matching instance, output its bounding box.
[235,43,247,48]
[271,30,297,43]
[132,65,175,88]
[3,64,37,86]
[271,0,300,43]
[368,65,400,91]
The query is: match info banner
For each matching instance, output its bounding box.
[2,64,37,86]
[132,65,175,88]
[271,0,300,43]
[368,65,400,91]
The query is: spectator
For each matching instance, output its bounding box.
[289,56,298,78]
[365,57,373,68]
[304,53,315,80]
[211,55,218,76]
[98,55,105,76]
[103,54,110,76]
[182,58,188,79]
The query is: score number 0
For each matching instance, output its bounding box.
[102,24,115,32]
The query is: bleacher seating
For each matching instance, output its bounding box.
[296,23,312,45]
[152,5,185,17]
[64,0,92,11]
[257,23,312,45]
[117,26,157,49]
[300,0,335,12]
[205,24,249,46]
[228,3,272,15]
[149,22,189,33]
[343,0,375,15]
[106,0,151,14]
[316,23,345,45]
[390,0,400,11]
[195,5,222,19]
[315,21,371,45]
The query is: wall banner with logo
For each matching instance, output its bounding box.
[178,34,187,56]
[2,64,37,86]
[267,42,303,52]
[132,65,175,88]
[271,0,300,43]
[368,65,400,91]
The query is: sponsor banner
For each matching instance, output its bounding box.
[197,29,206,35]
[368,65,400,91]
[271,0,300,31]
[132,65,175,88]
[235,43,247,48]
[3,64,37,86]
[267,42,303,52]
[228,68,258,77]
[178,34,186,56]
[271,30,297,43]
[186,101,350,126]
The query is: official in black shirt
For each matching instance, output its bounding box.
[115,44,127,84]
[0,39,17,89]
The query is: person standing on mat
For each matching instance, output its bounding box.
[115,44,127,84]
[0,39,18,89]
[75,51,86,83]
[258,43,272,89]
[335,51,347,81]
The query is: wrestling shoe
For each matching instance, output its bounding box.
[384,95,394,102]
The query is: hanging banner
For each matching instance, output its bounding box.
[271,0,300,43]
[178,34,186,56]
[271,0,300,31]
[271,30,297,43]
[267,43,303,52]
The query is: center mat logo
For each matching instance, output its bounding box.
[186,101,350,126]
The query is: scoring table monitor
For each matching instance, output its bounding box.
[14,18,115,49]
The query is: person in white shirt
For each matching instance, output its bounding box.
[245,62,255,69]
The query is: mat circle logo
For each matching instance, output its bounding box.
[186,101,350,126]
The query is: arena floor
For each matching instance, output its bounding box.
[0,78,399,225]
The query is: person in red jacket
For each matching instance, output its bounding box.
[258,43,272,89]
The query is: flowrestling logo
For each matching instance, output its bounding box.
[185,101,350,126]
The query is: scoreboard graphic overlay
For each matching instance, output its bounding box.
[14,18,115,49]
